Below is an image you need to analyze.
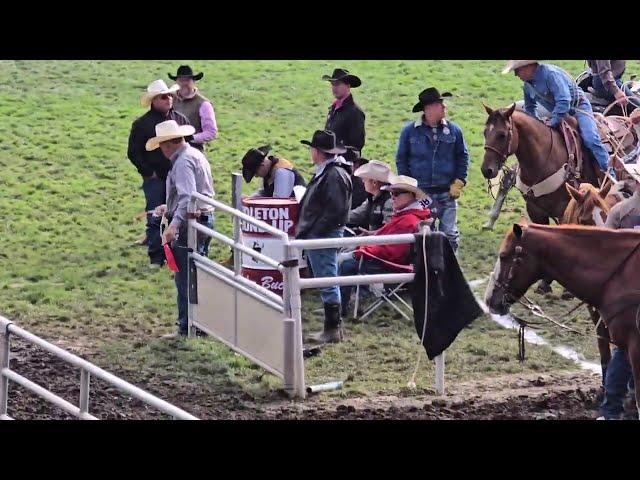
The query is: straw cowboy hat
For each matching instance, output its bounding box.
[354,160,393,183]
[501,60,539,74]
[300,129,347,155]
[140,79,179,107]
[381,174,427,200]
[145,120,195,151]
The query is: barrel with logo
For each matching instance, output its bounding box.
[240,198,299,297]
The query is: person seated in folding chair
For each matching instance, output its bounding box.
[346,160,394,236]
[338,175,432,317]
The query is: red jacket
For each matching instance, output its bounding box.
[354,205,431,266]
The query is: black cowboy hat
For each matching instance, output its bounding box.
[412,87,452,113]
[168,65,204,81]
[300,130,347,155]
[322,68,362,88]
[241,145,271,183]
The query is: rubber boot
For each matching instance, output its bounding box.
[309,303,343,344]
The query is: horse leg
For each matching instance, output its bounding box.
[588,306,611,392]
[627,335,640,420]
[526,202,554,295]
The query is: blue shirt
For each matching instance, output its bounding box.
[524,63,587,127]
[395,118,470,191]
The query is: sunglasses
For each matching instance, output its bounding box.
[390,191,410,197]
[156,94,172,100]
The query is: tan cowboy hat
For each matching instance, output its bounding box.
[145,120,195,151]
[354,160,393,183]
[140,79,179,107]
[501,60,539,75]
[623,163,640,182]
[381,174,427,200]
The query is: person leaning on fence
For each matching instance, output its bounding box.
[396,87,469,252]
[338,175,432,317]
[145,120,215,339]
[347,160,394,234]
[241,144,307,198]
[169,65,219,151]
[296,130,353,344]
[503,60,613,177]
[127,79,192,267]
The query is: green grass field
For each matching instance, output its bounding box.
[2,60,635,407]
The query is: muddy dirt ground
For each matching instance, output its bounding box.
[7,339,634,420]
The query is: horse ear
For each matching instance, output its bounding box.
[483,103,494,116]
[513,223,523,239]
[504,103,517,118]
[599,177,613,199]
[566,183,584,202]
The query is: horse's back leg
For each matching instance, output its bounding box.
[588,306,612,390]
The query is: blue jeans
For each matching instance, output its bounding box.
[142,176,166,265]
[575,101,611,172]
[339,256,388,313]
[305,229,344,306]
[592,76,640,109]
[173,215,215,334]
[600,347,635,419]
[428,192,459,252]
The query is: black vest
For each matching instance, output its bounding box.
[262,157,306,198]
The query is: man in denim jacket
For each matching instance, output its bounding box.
[396,87,469,251]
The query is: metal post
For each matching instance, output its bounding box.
[435,353,445,396]
[285,243,306,399]
[0,326,9,417]
[232,173,243,275]
[187,197,198,338]
[79,369,90,418]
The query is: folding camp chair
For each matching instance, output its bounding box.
[352,251,414,323]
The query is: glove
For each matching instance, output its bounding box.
[449,179,465,199]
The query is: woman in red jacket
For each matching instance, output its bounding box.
[339,175,432,316]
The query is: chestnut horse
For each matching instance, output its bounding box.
[485,223,640,418]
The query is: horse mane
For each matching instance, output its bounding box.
[561,183,610,224]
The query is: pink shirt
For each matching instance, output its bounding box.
[192,101,218,144]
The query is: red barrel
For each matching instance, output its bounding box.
[240,197,299,297]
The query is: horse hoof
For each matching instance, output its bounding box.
[535,283,552,295]
[481,222,494,231]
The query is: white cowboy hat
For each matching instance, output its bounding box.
[145,120,195,151]
[140,79,179,107]
[381,174,427,200]
[354,160,393,183]
[623,163,640,182]
[501,60,539,75]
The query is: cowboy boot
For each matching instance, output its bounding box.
[309,303,343,344]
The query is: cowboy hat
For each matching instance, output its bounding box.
[501,60,539,75]
[168,65,204,81]
[381,174,427,200]
[141,79,179,107]
[300,130,347,155]
[145,120,196,151]
[354,160,392,183]
[322,68,362,88]
[242,145,271,183]
[623,163,640,182]
[412,87,452,113]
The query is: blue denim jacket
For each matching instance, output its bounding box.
[524,63,587,127]
[396,118,470,191]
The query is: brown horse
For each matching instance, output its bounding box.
[481,104,603,224]
[485,223,640,419]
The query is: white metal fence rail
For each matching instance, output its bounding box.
[0,316,198,420]
[188,175,445,399]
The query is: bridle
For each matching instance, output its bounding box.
[490,244,525,309]
[483,117,515,166]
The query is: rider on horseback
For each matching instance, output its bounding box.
[503,60,613,176]
[585,60,640,110]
